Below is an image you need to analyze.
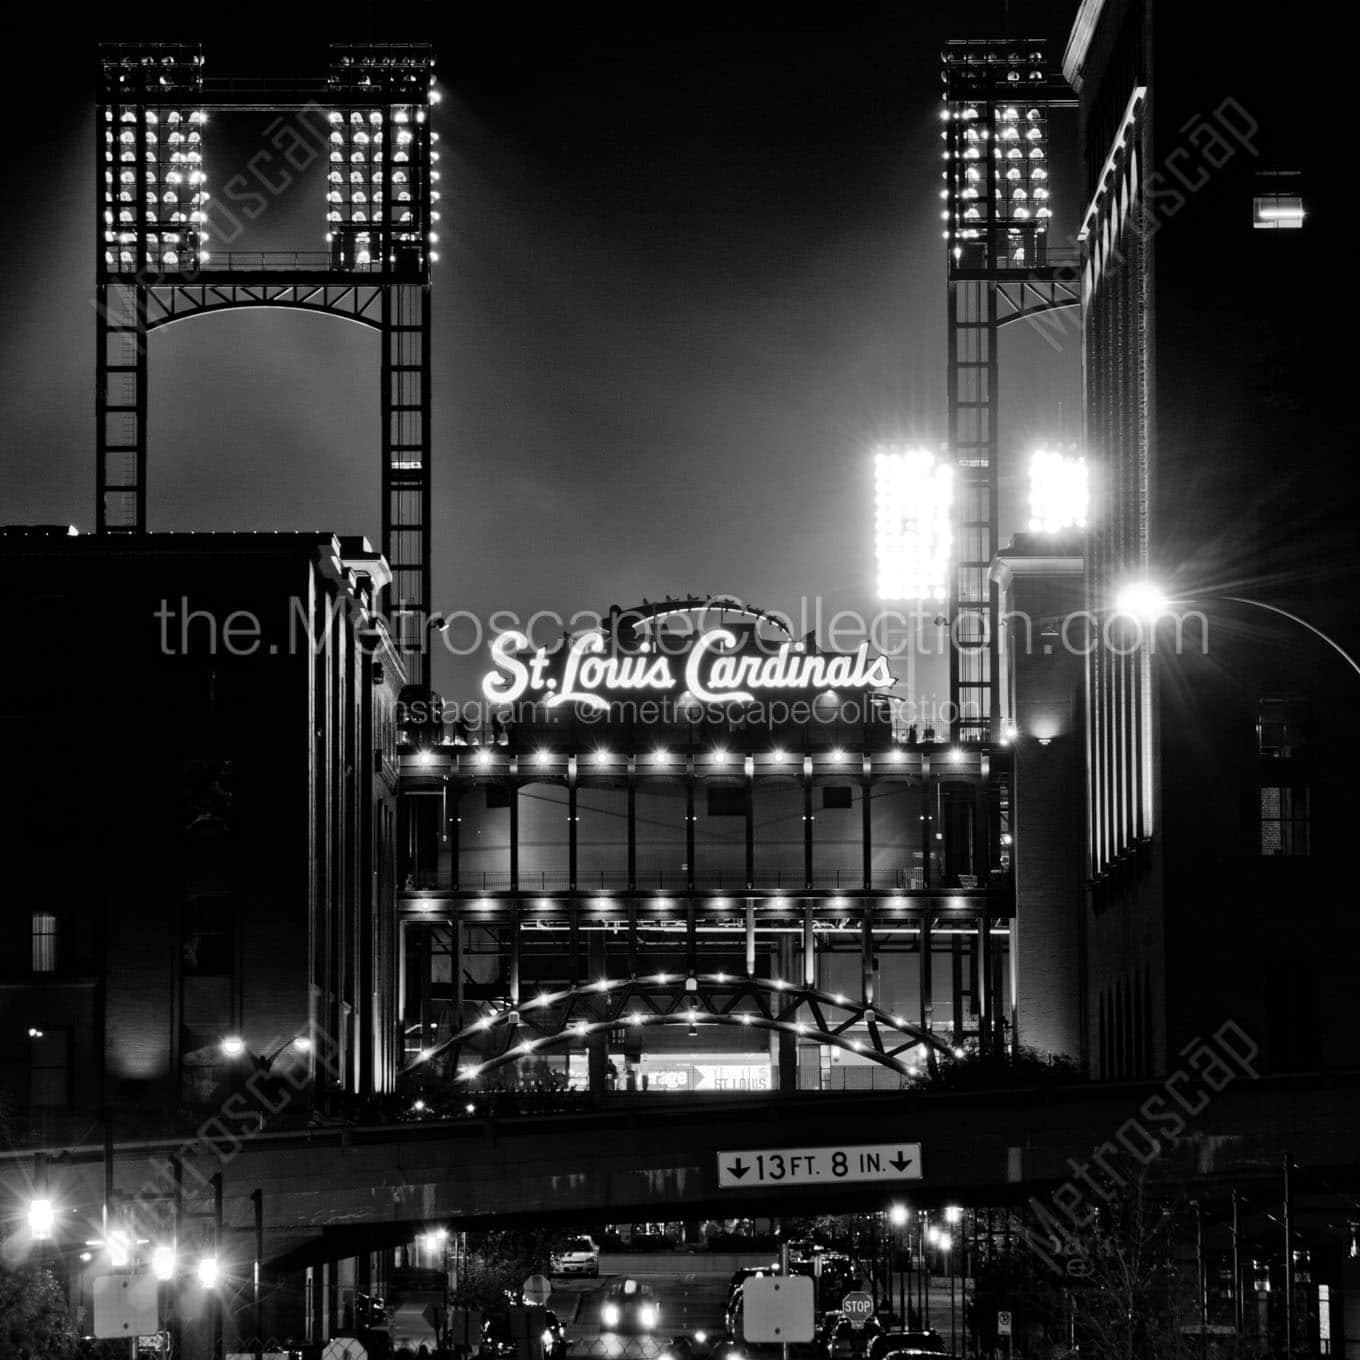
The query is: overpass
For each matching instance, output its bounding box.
[6,1071,1360,1269]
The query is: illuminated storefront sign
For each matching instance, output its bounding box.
[482,627,893,710]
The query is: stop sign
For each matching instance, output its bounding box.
[841,1291,875,1328]
[523,1274,552,1306]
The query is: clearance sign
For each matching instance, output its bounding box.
[480,627,893,711]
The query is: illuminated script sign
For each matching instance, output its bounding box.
[481,627,893,710]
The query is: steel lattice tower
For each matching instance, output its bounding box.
[96,42,438,685]
[941,39,1078,741]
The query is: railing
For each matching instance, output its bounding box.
[194,250,386,272]
[403,868,1012,894]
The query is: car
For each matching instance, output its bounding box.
[817,1314,884,1360]
[876,1351,959,1360]
[599,1279,662,1334]
[868,1334,945,1360]
[551,1235,601,1277]
[481,1308,568,1360]
[660,1332,715,1360]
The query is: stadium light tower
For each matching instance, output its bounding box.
[1027,447,1088,534]
[941,38,1078,741]
[96,43,437,684]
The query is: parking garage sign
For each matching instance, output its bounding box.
[717,1142,922,1188]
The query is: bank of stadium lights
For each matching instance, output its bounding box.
[1028,448,1088,534]
[874,447,953,601]
[103,107,208,270]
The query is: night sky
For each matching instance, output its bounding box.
[0,3,1080,700]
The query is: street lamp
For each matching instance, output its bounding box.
[220,1033,312,1071]
[1115,581,1360,683]
[28,1198,54,1241]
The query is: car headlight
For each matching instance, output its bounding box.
[541,1331,554,1350]
[639,1305,658,1330]
[603,1304,621,1328]
[694,1333,708,1346]
[727,1350,744,1360]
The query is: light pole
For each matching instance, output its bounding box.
[889,1204,909,1325]
[921,1216,931,1330]
[939,1232,954,1353]
[944,1206,963,1356]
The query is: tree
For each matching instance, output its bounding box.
[0,1262,79,1360]
[451,1229,556,1313]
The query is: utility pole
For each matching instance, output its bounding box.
[251,1189,264,1360]
[171,1157,183,1360]
[1231,1189,1244,1342]
[1283,1155,1294,1360]
[1194,1201,1208,1360]
[211,1171,224,1360]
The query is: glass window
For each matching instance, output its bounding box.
[707,786,746,817]
[1253,173,1304,229]
[31,913,58,973]
[1258,698,1309,758]
[1261,786,1310,856]
[30,1029,69,1108]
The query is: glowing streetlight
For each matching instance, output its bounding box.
[28,1199,54,1241]
[889,1203,909,1227]
[1114,580,1171,622]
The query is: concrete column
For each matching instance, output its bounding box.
[778,934,797,1092]
[803,757,813,888]
[588,929,608,1096]
[977,913,992,1057]
[862,755,872,888]
[568,759,578,891]
[627,759,637,890]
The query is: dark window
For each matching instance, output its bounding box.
[182,899,234,975]
[30,1029,70,1108]
[31,913,58,973]
[1267,962,1317,1071]
[1258,698,1309,758]
[821,786,853,810]
[1260,786,1310,856]
[707,786,745,817]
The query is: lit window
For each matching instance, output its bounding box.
[1260,786,1309,856]
[1253,173,1304,229]
[31,913,58,973]
[1258,698,1309,758]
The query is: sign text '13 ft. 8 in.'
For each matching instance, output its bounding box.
[716,1143,923,1189]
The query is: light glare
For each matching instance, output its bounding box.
[1028,448,1089,534]
[875,447,953,601]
